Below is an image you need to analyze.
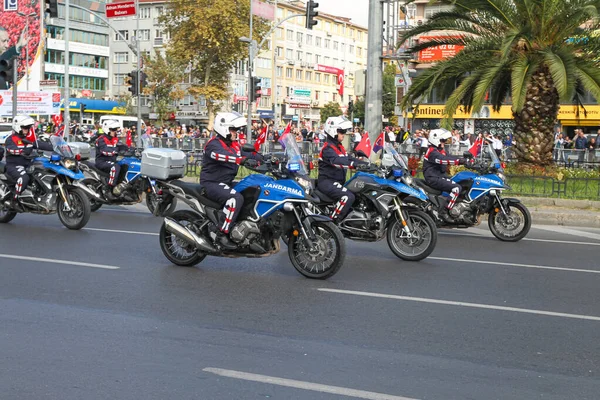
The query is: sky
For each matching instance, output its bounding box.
[318,0,370,28]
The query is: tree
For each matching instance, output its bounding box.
[353,98,365,124]
[142,50,186,124]
[382,63,397,121]
[399,0,600,165]
[320,101,343,123]
[161,0,269,130]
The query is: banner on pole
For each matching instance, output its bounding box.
[0,91,61,116]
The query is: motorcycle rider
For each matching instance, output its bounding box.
[200,112,263,249]
[4,115,53,200]
[95,120,128,197]
[318,116,368,221]
[423,129,472,218]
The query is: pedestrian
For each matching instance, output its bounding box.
[554,133,565,162]
[574,129,587,163]
[418,131,429,159]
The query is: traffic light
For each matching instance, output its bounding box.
[46,0,58,18]
[127,71,138,96]
[305,0,319,30]
[348,100,354,114]
[252,77,262,103]
[139,71,148,92]
[80,103,87,113]
[0,57,14,90]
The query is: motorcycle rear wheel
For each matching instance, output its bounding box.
[488,202,531,242]
[387,210,437,261]
[82,180,104,212]
[159,210,206,267]
[57,188,91,230]
[288,221,345,279]
[0,202,17,223]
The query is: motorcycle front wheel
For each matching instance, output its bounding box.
[387,210,437,261]
[159,210,206,267]
[488,201,531,242]
[146,192,177,217]
[288,221,345,279]
[57,187,91,230]
[0,201,17,223]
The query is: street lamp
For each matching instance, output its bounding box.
[239,37,257,137]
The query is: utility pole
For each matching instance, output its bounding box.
[135,0,142,141]
[64,0,71,141]
[365,0,383,151]
[246,0,254,139]
[12,58,17,118]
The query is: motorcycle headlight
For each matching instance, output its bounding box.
[63,159,76,170]
[497,172,506,183]
[402,175,414,186]
[296,177,312,194]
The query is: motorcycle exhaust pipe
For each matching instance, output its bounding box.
[164,217,217,253]
[73,181,103,200]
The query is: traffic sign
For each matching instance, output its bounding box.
[40,79,58,86]
[395,75,405,87]
[106,1,136,18]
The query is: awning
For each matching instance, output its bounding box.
[560,119,600,126]
[60,98,127,114]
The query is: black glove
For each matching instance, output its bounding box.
[458,158,474,166]
[253,153,265,162]
[355,162,371,171]
[242,158,259,168]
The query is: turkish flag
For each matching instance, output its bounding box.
[126,130,132,147]
[354,132,372,158]
[337,70,345,96]
[52,114,63,126]
[238,131,247,145]
[373,132,385,153]
[469,137,484,157]
[254,124,268,151]
[277,121,293,146]
[25,127,37,143]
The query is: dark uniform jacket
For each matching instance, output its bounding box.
[200,137,260,184]
[95,135,120,163]
[423,146,460,180]
[5,133,52,167]
[318,136,362,183]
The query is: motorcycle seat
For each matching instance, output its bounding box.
[170,181,222,209]
[82,160,110,178]
[313,189,335,205]
[414,179,442,196]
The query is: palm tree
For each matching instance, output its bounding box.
[400,0,600,165]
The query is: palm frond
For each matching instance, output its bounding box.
[542,48,577,102]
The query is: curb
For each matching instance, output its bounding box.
[521,197,600,210]
[530,210,600,228]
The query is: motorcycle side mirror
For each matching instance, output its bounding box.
[463,151,474,159]
[242,143,255,153]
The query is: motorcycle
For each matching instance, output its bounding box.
[78,147,177,216]
[411,143,531,242]
[0,136,92,230]
[156,135,346,280]
[311,143,437,261]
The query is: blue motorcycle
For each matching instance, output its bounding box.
[312,143,437,261]
[79,147,177,216]
[412,143,531,242]
[0,136,92,230]
[157,136,346,280]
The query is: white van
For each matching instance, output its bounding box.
[99,115,145,131]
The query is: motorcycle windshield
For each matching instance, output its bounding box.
[384,142,409,170]
[281,132,308,175]
[50,136,75,158]
[481,143,501,168]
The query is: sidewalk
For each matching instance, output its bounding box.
[182,176,600,227]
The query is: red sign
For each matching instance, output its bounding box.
[417,36,464,62]
[252,0,275,21]
[234,95,248,103]
[81,89,92,97]
[106,1,137,18]
[289,103,311,109]
[315,65,344,96]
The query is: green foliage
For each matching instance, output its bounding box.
[320,101,343,123]
[353,98,365,124]
[383,63,397,120]
[143,49,186,124]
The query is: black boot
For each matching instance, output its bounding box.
[209,224,237,250]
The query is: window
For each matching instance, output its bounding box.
[333,93,337,102]
[333,41,339,51]
[306,34,313,45]
[276,46,283,57]
[286,48,293,59]
[349,45,354,54]
[114,74,126,86]
[114,52,128,64]
[155,6,163,16]
[333,58,338,66]
[305,71,312,81]
[357,47,362,57]
[286,29,293,41]
[286,68,293,78]
[324,56,330,64]
[295,69,303,80]
[424,5,453,19]
[315,90,320,100]
[256,57,272,69]
[315,37,322,47]
[277,27,284,39]
[277,7,283,18]
[325,22,331,31]
[324,39,330,49]
[115,30,129,41]
[139,7,151,19]
[134,29,150,41]
[306,53,312,63]
[277,85,282,97]
[341,43,345,53]
[277,66,283,77]
[315,54,321,64]
[296,50,303,61]
[358,31,363,41]
[351,28,355,37]
[324,74,330,84]
[297,32,303,42]
[334,24,338,33]
[315,73,321,82]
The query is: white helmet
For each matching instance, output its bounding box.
[13,115,36,133]
[213,112,246,138]
[428,128,452,147]
[102,120,120,132]
[325,115,353,138]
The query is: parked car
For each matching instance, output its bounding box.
[0,123,12,145]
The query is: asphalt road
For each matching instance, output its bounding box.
[1,204,599,400]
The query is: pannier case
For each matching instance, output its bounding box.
[141,148,186,180]
[68,142,91,160]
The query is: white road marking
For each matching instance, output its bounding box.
[0,254,119,270]
[532,225,600,241]
[439,230,600,246]
[318,289,600,322]
[429,257,600,274]
[203,368,419,400]
[84,227,159,236]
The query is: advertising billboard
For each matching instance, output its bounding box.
[417,36,464,63]
[0,0,43,91]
